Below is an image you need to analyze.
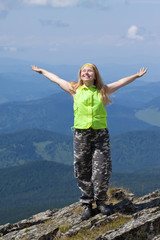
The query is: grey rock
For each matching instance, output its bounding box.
[0,188,160,240]
[96,208,160,240]
[0,209,58,237]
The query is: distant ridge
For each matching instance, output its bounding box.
[0,92,159,136]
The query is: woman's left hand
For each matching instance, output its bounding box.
[137,67,148,78]
[32,65,43,74]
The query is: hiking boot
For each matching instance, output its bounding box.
[96,201,114,216]
[81,204,93,221]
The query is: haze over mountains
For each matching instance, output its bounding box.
[0,57,160,105]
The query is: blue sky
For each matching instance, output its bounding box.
[0,0,160,67]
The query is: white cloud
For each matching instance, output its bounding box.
[0,0,80,11]
[127,25,144,41]
[23,0,47,5]
[22,0,109,8]
[0,0,110,13]
[23,0,79,7]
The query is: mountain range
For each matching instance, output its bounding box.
[0,91,159,137]
[0,128,159,173]
[0,58,160,225]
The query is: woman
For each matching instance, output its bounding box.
[32,63,147,220]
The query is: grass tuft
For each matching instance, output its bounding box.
[60,214,131,240]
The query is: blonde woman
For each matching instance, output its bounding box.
[32,63,147,220]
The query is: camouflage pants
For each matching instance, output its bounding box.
[74,128,112,204]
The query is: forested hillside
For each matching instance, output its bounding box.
[0,161,79,224]
[0,129,73,168]
[111,130,160,173]
[0,129,159,173]
[0,160,160,225]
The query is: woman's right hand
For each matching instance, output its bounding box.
[31,65,74,95]
[32,65,43,74]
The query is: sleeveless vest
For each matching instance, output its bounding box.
[73,85,107,129]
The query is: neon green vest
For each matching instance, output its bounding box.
[73,85,107,129]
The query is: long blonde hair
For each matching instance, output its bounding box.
[70,63,112,106]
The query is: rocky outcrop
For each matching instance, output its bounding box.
[0,188,160,240]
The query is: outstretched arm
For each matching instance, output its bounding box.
[32,65,74,95]
[107,67,147,94]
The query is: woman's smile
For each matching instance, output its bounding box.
[81,66,95,86]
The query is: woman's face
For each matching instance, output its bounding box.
[80,66,96,86]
